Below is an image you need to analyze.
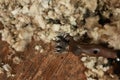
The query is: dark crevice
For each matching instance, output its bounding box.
[80,32,91,43]
[83,9,91,18]
[70,25,78,31]
[100,43,109,48]
[98,16,111,26]
[95,0,111,26]
[47,18,61,24]
[113,63,120,77]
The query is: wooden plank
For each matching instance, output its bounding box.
[0,24,86,80]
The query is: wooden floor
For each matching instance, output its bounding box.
[0,35,86,80]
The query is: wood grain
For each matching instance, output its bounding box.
[0,22,86,80]
[0,35,86,80]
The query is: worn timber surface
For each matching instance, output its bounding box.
[0,24,86,80]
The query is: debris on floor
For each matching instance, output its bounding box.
[0,0,120,79]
